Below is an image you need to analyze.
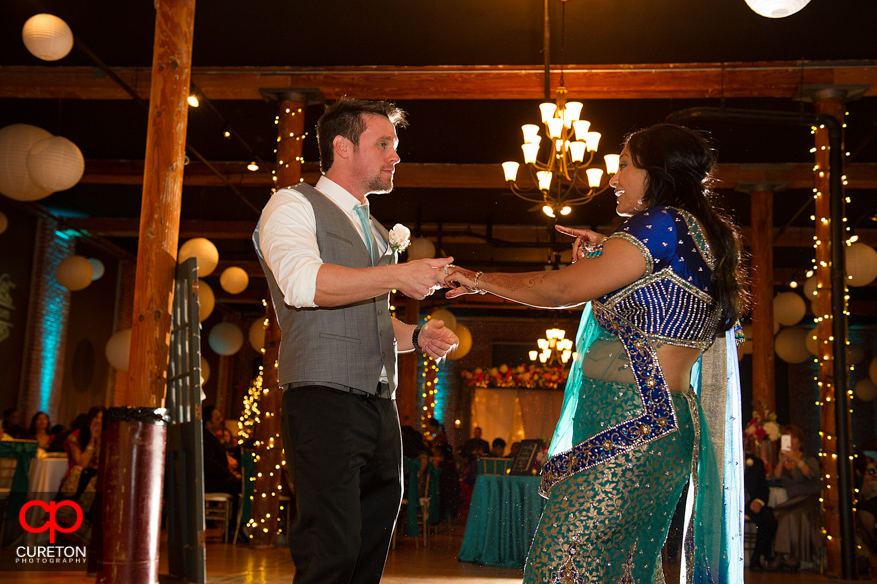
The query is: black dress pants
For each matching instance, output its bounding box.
[750,505,778,563]
[281,386,403,584]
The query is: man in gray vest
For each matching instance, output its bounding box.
[254,98,459,584]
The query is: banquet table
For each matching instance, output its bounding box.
[458,474,545,569]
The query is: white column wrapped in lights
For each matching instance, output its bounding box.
[219,266,249,294]
[844,242,877,287]
[105,328,132,371]
[209,322,244,356]
[0,124,53,201]
[21,14,74,61]
[56,255,93,291]
[26,136,85,192]
[502,85,618,219]
[178,237,219,276]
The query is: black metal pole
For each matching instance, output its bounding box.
[667,107,856,579]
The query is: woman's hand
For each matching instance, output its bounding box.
[555,225,606,264]
[444,266,478,298]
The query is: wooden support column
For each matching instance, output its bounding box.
[738,182,786,415]
[810,87,849,578]
[250,91,316,548]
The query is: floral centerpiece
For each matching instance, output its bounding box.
[745,405,782,442]
[461,363,568,390]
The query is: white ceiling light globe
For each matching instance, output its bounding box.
[179,237,219,276]
[745,0,810,18]
[22,14,74,61]
[26,136,85,192]
[0,124,54,201]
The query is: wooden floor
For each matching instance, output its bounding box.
[0,524,863,583]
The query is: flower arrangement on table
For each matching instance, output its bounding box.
[461,363,568,390]
[745,405,782,442]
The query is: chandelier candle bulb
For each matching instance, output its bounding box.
[522,143,540,164]
[585,132,602,152]
[546,119,564,139]
[543,206,556,218]
[569,141,587,163]
[573,120,591,141]
[563,102,583,127]
[502,161,520,182]
[540,103,558,123]
[522,124,541,143]
[586,168,604,188]
[604,154,620,174]
[537,171,553,191]
[561,206,572,215]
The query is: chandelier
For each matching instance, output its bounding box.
[501,0,618,219]
[529,328,576,366]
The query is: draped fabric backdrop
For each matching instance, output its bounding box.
[471,388,565,450]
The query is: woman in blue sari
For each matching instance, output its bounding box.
[445,124,747,583]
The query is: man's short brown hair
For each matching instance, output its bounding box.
[316,98,408,173]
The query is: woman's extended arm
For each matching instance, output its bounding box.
[445,237,647,309]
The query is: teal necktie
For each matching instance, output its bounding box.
[353,204,378,265]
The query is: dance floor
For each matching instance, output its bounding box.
[1,524,857,583]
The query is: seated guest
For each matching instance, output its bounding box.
[203,405,241,495]
[771,424,822,571]
[2,408,25,439]
[28,411,55,449]
[461,427,490,460]
[855,452,877,551]
[425,417,447,445]
[745,451,777,571]
[490,437,506,457]
[506,441,522,459]
[56,406,105,544]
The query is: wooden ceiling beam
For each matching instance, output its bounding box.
[79,159,877,190]
[2,61,875,100]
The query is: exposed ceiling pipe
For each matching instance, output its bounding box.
[666,106,855,579]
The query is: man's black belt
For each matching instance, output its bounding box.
[282,381,392,400]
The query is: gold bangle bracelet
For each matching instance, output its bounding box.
[473,271,487,295]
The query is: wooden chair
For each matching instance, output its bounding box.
[204,492,234,543]
[0,458,19,546]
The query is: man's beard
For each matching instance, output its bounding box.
[364,171,393,194]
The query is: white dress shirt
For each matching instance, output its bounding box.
[258,176,388,308]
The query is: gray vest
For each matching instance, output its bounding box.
[253,184,397,395]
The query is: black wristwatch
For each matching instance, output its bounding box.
[412,325,424,354]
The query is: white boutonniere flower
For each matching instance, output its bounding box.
[388,224,411,253]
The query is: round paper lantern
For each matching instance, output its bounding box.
[87,258,104,281]
[845,243,877,287]
[447,324,472,360]
[198,280,215,322]
[179,237,219,276]
[105,328,131,372]
[855,378,877,402]
[802,276,819,301]
[22,14,74,61]
[745,0,810,18]
[200,357,211,384]
[429,308,456,333]
[773,292,806,326]
[26,136,84,192]
[0,211,7,235]
[805,329,819,356]
[407,238,436,260]
[773,319,780,334]
[741,324,753,355]
[56,255,93,291]
[209,322,244,356]
[0,124,53,201]
[249,318,266,352]
[220,266,249,294]
[870,357,877,386]
[775,327,811,364]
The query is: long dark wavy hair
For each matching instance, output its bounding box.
[78,405,105,447]
[625,123,748,331]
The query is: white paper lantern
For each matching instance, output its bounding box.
[87,258,104,281]
[407,238,436,260]
[773,292,806,326]
[179,237,219,276]
[775,327,811,364]
[447,324,472,360]
[220,266,249,294]
[745,0,810,18]
[198,280,215,322]
[200,356,210,384]
[209,322,244,356]
[0,211,7,235]
[56,255,93,291]
[741,324,753,355]
[105,328,131,372]
[805,329,819,356]
[22,14,74,61]
[803,276,819,301]
[855,378,877,402]
[249,318,266,352]
[0,124,53,201]
[26,136,84,192]
[845,243,877,287]
[870,357,877,386]
[773,319,780,334]
[429,308,456,333]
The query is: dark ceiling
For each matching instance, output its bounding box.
[1,0,876,318]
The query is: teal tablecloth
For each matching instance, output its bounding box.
[0,440,39,520]
[458,474,545,569]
